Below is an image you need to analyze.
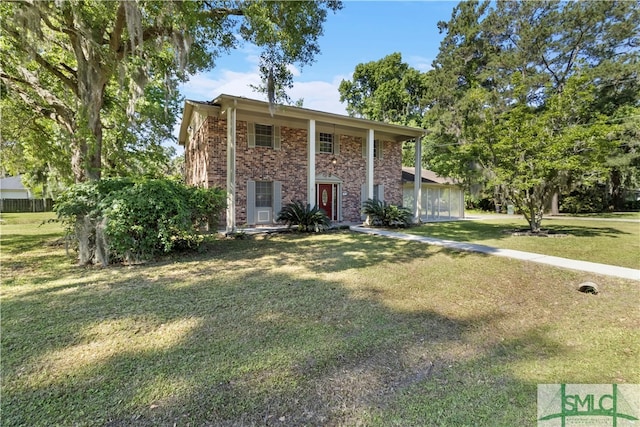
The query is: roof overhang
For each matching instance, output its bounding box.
[178,94,426,146]
[401,167,459,185]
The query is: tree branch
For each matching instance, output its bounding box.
[1,21,78,94]
[35,2,77,39]
[31,52,78,96]
[539,53,562,88]
[1,70,75,130]
[202,2,245,17]
[563,32,584,80]
[109,2,127,59]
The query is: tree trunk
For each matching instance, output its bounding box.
[71,136,88,183]
[515,187,548,233]
[65,5,107,182]
[610,168,622,211]
[551,192,559,215]
[85,98,103,181]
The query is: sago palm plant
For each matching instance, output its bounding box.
[276,201,331,232]
[362,198,412,227]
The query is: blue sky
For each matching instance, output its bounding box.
[177,1,458,150]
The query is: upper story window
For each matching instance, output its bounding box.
[373,139,382,159]
[248,123,281,150]
[319,132,334,153]
[362,139,384,159]
[255,124,273,147]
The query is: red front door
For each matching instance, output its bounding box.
[318,183,333,220]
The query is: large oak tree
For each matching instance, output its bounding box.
[1,1,341,183]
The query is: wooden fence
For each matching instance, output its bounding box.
[0,198,54,213]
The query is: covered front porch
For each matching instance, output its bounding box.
[208,94,427,232]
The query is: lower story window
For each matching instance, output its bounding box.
[255,181,273,208]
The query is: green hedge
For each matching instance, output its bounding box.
[55,178,225,265]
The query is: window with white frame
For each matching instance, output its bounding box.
[374,139,382,159]
[254,124,273,147]
[362,139,384,159]
[319,132,334,153]
[255,181,273,208]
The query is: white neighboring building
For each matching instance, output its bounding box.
[0,175,31,199]
[401,167,465,221]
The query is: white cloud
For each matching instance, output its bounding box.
[287,64,301,77]
[289,75,347,115]
[180,69,347,115]
[407,55,433,72]
[180,69,263,102]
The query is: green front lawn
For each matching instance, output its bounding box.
[2,213,638,426]
[408,216,640,269]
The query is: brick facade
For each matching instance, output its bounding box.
[186,114,404,225]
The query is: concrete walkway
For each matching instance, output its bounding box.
[350,226,640,281]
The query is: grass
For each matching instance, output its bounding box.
[466,209,640,219]
[2,213,639,426]
[565,211,640,219]
[408,216,640,269]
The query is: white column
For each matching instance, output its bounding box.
[366,129,374,200]
[308,119,316,208]
[226,106,236,233]
[413,136,422,224]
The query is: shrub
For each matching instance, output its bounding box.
[559,185,607,214]
[362,198,412,227]
[276,201,330,232]
[54,178,225,265]
[54,178,135,264]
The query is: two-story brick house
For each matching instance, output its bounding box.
[178,94,425,232]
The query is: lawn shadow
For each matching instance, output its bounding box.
[0,232,65,255]
[411,219,633,242]
[3,229,634,426]
[2,249,573,427]
[179,229,478,274]
[1,265,559,426]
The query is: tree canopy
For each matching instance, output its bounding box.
[1,0,342,185]
[338,52,429,126]
[339,0,639,230]
[425,0,639,230]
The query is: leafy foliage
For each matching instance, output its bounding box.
[362,199,412,228]
[54,178,225,264]
[423,0,639,231]
[338,1,639,227]
[276,201,331,232]
[0,1,341,184]
[338,52,428,127]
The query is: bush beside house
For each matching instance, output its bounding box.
[55,178,225,265]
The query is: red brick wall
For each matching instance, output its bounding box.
[184,119,209,187]
[185,115,403,224]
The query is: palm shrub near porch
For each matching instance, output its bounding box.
[363,198,412,228]
[277,201,331,232]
